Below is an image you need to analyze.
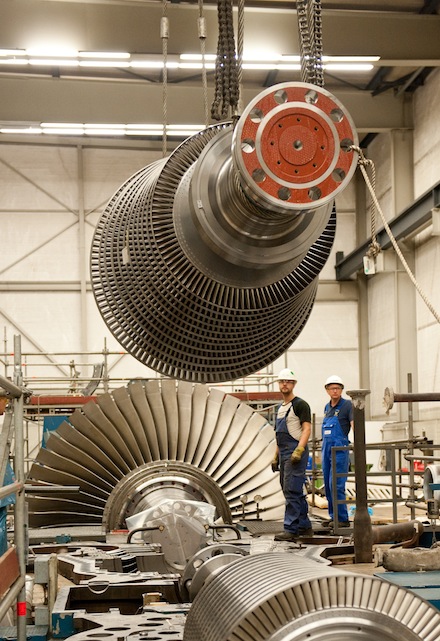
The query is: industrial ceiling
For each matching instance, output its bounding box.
[0,0,439,146]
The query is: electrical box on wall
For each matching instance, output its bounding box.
[363,250,397,275]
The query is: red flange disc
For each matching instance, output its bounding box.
[233,83,358,210]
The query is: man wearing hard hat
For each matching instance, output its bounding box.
[322,375,353,528]
[272,368,313,541]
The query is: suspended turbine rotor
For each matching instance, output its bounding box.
[91,82,358,382]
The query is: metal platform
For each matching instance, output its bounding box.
[237,520,284,535]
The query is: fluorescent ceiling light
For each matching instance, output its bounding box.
[29,59,80,67]
[41,122,84,128]
[180,53,217,61]
[1,122,206,138]
[242,63,302,70]
[41,128,85,135]
[26,47,78,57]
[125,124,163,130]
[0,127,42,134]
[79,51,130,59]
[167,124,204,130]
[85,128,126,136]
[0,49,26,56]
[179,62,215,70]
[0,59,28,65]
[79,60,130,67]
[167,130,203,137]
[0,49,380,72]
[322,55,380,62]
[324,63,374,71]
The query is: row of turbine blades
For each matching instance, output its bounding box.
[27,379,285,528]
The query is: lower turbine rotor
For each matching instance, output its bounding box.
[27,381,284,529]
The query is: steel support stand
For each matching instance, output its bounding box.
[347,388,373,563]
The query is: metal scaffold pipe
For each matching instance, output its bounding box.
[384,386,440,413]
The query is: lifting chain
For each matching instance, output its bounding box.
[297,0,324,87]
[211,0,239,121]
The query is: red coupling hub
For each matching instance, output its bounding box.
[232,83,359,210]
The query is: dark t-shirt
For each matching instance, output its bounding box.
[323,397,353,437]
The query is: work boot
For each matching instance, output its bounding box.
[329,521,350,528]
[298,527,314,537]
[274,531,298,541]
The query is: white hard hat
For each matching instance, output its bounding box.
[325,375,344,388]
[277,368,297,382]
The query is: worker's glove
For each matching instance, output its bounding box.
[271,455,279,472]
[291,446,305,464]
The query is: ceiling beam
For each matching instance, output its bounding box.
[0,76,413,133]
[2,2,440,60]
[335,180,440,280]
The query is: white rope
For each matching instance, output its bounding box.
[352,145,440,324]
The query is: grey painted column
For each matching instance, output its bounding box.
[347,388,373,563]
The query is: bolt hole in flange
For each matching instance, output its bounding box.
[252,168,266,183]
[340,137,354,152]
[249,107,264,123]
[308,186,322,201]
[241,138,255,153]
[305,89,319,104]
[330,108,344,123]
[278,187,291,201]
[332,167,346,183]
[274,89,288,104]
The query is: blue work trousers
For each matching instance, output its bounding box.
[322,416,350,522]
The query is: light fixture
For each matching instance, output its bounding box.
[0,48,380,73]
[0,122,206,139]
[79,51,130,59]
[324,63,374,71]
[79,60,130,68]
[29,59,80,67]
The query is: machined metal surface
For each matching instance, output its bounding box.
[63,610,186,641]
[91,82,358,383]
[52,591,187,640]
[27,380,284,529]
[180,543,249,602]
[184,552,440,641]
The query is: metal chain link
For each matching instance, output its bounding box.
[297,0,324,87]
[211,0,239,121]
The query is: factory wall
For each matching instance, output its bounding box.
[352,68,440,433]
[1,70,440,433]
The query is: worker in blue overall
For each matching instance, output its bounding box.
[321,375,353,528]
[272,368,313,541]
